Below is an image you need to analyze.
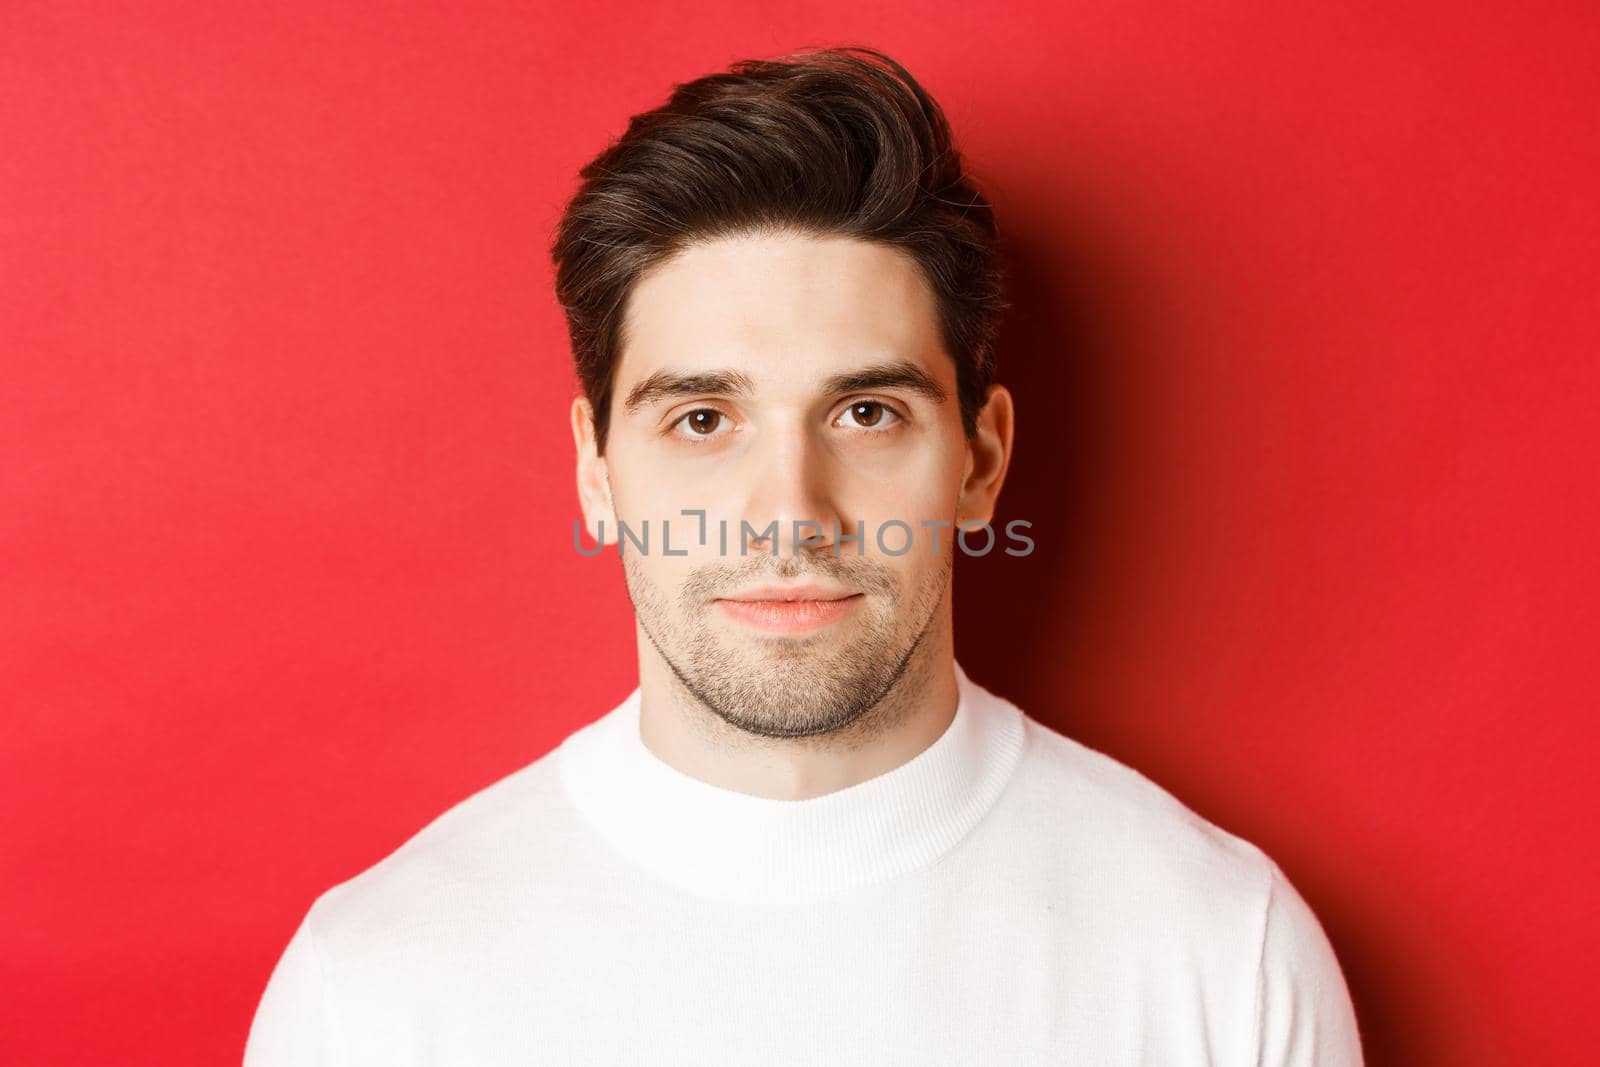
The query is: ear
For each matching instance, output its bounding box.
[956,383,1015,527]
[571,395,616,545]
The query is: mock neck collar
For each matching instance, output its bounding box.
[557,660,1027,902]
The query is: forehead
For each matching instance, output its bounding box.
[616,231,948,388]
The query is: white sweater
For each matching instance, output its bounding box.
[244,661,1363,1065]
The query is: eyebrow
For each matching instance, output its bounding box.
[822,360,949,404]
[623,369,757,412]
[621,359,949,413]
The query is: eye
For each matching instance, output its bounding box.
[668,407,732,440]
[835,399,903,431]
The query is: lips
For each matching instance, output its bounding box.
[719,582,857,602]
[714,592,864,634]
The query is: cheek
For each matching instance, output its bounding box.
[844,451,960,534]
[609,482,728,596]
[607,467,699,551]
[619,541,702,623]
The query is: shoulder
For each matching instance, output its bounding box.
[991,710,1281,935]
[301,736,584,952]
[1003,714,1364,1062]
[1020,714,1274,884]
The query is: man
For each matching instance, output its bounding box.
[245,45,1363,1065]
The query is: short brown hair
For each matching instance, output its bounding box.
[550,45,1007,455]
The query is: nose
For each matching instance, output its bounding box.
[738,418,850,558]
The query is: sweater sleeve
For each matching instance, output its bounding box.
[1254,863,1364,1066]
[243,902,348,1067]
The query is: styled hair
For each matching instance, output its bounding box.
[549,45,1007,455]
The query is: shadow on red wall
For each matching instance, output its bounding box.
[956,213,1437,1065]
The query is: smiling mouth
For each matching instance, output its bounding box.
[713,594,865,634]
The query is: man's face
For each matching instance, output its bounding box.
[577,231,978,739]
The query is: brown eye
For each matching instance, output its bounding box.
[851,402,883,427]
[684,409,721,435]
[837,400,900,430]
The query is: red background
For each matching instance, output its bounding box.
[3,3,1596,1063]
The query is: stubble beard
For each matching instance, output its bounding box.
[621,546,954,741]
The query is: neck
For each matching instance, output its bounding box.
[634,618,959,801]
[556,647,1028,902]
